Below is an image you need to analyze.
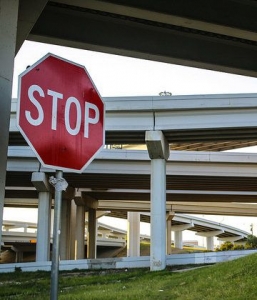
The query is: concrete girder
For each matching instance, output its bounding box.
[28,1,257,77]
[16,0,48,53]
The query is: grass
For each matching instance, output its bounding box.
[0,253,257,299]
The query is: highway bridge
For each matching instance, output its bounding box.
[2,94,257,270]
[2,1,257,271]
[2,212,250,264]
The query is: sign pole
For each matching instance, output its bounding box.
[49,170,68,300]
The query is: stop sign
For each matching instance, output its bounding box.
[17,53,105,172]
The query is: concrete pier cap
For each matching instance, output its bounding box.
[31,172,51,192]
[145,131,170,160]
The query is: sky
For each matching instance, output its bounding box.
[6,40,257,246]
[12,41,257,98]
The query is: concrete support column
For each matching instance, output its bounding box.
[0,0,19,248]
[166,212,175,255]
[127,212,140,257]
[146,131,170,271]
[59,187,75,260]
[166,220,172,255]
[172,223,194,249]
[60,199,71,260]
[37,192,52,261]
[206,236,214,251]
[13,248,23,263]
[74,193,98,259]
[196,230,224,250]
[31,172,52,262]
[69,200,77,259]
[87,208,97,259]
[75,205,85,259]
[50,209,54,242]
[174,231,183,249]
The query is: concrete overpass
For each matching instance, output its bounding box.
[6,145,257,203]
[2,1,257,270]
[3,94,257,271]
[9,94,257,147]
[3,144,256,263]
[2,211,250,263]
[19,1,257,77]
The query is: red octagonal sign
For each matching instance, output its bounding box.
[17,53,105,173]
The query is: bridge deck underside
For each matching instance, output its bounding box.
[5,171,257,203]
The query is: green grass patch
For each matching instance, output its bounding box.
[0,253,257,299]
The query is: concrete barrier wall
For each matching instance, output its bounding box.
[166,249,257,266]
[1,250,257,273]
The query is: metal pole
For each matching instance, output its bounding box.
[50,170,68,300]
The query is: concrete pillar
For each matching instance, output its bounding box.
[37,192,52,261]
[75,205,85,259]
[74,193,98,259]
[206,236,214,251]
[166,220,172,254]
[127,212,140,257]
[0,0,19,248]
[59,187,75,260]
[166,212,175,255]
[87,208,97,259]
[196,230,224,251]
[146,131,170,271]
[50,208,54,242]
[31,172,52,262]
[15,250,23,263]
[60,198,71,260]
[69,200,77,259]
[174,231,183,249]
[172,223,194,250]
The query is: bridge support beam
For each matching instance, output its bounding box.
[218,235,244,243]
[0,0,18,250]
[127,212,140,257]
[146,131,169,271]
[31,172,52,262]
